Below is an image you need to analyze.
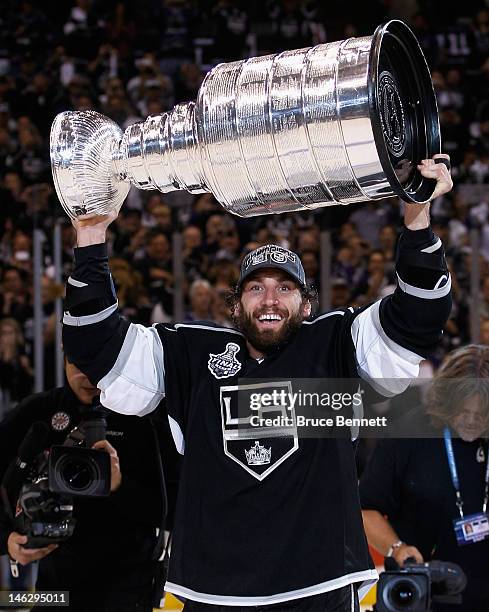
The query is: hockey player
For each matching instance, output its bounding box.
[62,155,453,611]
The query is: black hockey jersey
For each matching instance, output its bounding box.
[62,227,451,605]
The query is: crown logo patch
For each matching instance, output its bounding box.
[245,441,272,466]
[208,342,242,379]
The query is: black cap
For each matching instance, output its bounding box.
[238,245,306,290]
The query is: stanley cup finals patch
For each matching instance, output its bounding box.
[208,343,242,379]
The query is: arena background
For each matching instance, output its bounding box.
[0,0,488,609]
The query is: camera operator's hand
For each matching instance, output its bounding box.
[92,440,122,492]
[7,532,58,566]
[392,543,424,566]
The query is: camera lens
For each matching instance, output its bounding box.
[57,456,100,493]
[389,579,418,607]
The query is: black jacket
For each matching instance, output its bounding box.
[360,437,489,612]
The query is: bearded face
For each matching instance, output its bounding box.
[235,305,305,354]
[234,269,311,356]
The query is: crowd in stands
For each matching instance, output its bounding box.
[0,0,488,411]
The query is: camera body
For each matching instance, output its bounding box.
[376,565,431,611]
[48,445,110,498]
[375,558,467,612]
[14,403,112,548]
[15,476,75,548]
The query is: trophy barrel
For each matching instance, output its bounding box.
[195,19,439,216]
[50,111,130,220]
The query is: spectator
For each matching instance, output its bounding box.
[0,266,31,324]
[267,0,324,52]
[185,278,214,321]
[0,317,33,413]
[112,208,146,259]
[207,257,240,290]
[174,62,204,103]
[480,318,489,345]
[473,9,489,62]
[9,126,46,184]
[212,287,234,327]
[377,224,397,275]
[149,203,173,234]
[135,229,174,313]
[353,250,394,302]
[212,0,249,61]
[330,277,351,308]
[349,202,390,248]
[301,249,319,288]
[182,224,207,283]
[159,0,197,76]
[110,257,152,324]
[479,276,489,321]
[63,0,105,61]
[203,213,226,255]
[360,345,489,612]
[18,72,55,136]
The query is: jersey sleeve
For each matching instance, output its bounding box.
[62,243,165,417]
[348,227,451,397]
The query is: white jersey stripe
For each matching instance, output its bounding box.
[63,301,118,326]
[396,272,451,299]
[302,311,345,325]
[168,415,185,454]
[420,237,442,253]
[165,568,378,607]
[67,276,88,287]
[174,323,244,336]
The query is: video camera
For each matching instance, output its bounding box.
[372,557,467,612]
[1,401,112,549]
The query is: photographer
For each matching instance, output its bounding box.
[360,345,489,612]
[0,357,166,611]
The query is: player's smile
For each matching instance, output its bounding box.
[255,310,286,331]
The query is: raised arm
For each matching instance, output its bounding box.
[62,213,165,416]
[350,155,453,396]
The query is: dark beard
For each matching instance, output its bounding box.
[235,309,304,355]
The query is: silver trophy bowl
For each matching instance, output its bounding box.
[50,20,440,219]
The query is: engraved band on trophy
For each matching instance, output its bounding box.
[50,20,440,220]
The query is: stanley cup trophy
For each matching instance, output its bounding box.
[50,20,440,219]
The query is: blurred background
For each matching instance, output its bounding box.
[0,0,487,414]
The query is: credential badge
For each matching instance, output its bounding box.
[51,411,71,431]
[208,342,242,379]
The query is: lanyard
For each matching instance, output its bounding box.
[444,427,489,518]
